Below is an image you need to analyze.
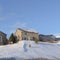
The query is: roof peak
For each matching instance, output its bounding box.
[17,28,38,33]
[0,31,6,35]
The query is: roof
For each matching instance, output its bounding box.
[17,28,38,33]
[0,31,6,35]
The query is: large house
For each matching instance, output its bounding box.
[15,28,39,41]
[0,31,7,45]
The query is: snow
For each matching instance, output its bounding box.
[18,28,38,33]
[0,40,60,60]
[56,35,60,38]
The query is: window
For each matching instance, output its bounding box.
[30,37,35,40]
[33,37,35,40]
[24,37,27,40]
[30,37,33,40]
[24,32,27,35]
[0,36,2,42]
[22,37,27,40]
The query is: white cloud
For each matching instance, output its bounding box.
[0,16,10,21]
[2,21,27,38]
[0,11,27,35]
[5,21,27,28]
[0,12,17,21]
[0,12,24,21]
[11,22,26,28]
[6,21,27,34]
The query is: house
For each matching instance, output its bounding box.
[39,34,56,43]
[15,28,39,41]
[0,31,7,45]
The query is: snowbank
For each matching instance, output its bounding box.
[0,40,60,60]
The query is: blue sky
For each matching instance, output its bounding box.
[0,0,60,37]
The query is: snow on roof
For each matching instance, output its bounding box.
[17,28,38,33]
[56,35,60,38]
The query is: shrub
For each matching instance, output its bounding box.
[29,44,31,48]
[35,38,39,44]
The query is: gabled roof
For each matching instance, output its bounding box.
[0,31,6,35]
[17,28,38,33]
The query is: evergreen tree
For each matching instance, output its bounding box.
[9,33,17,43]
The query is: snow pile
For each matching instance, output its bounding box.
[0,40,60,60]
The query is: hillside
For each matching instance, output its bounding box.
[0,41,60,60]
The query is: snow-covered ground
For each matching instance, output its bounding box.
[0,40,60,60]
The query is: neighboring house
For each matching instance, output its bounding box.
[15,28,39,41]
[55,36,60,41]
[0,31,7,45]
[39,34,56,43]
